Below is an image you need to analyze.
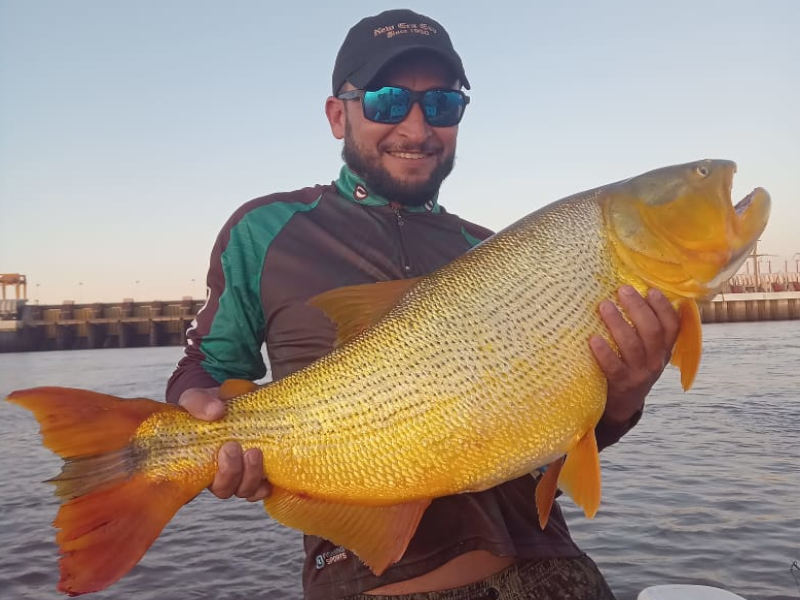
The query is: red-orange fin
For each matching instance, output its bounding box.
[670,299,702,391]
[6,386,173,457]
[557,429,602,520]
[6,386,207,596]
[264,487,431,575]
[56,472,205,596]
[219,378,259,400]
[308,278,421,347]
[534,458,565,529]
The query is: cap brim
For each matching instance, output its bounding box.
[347,45,470,90]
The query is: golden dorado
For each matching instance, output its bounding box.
[7,159,770,596]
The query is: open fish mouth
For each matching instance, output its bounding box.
[734,188,760,215]
[732,186,770,238]
[701,185,771,293]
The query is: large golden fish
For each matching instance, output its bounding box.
[7,159,770,596]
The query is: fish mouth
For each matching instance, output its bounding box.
[732,186,770,240]
[703,186,771,292]
[734,188,759,215]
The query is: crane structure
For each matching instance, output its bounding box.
[0,274,27,300]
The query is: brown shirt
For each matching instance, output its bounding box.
[166,167,634,600]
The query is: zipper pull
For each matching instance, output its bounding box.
[389,202,405,226]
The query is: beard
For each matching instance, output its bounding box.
[342,121,455,207]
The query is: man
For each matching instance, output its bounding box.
[167,9,679,600]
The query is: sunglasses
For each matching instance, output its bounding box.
[337,86,470,127]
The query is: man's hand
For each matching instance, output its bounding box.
[178,387,271,502]
[590,286,681,426]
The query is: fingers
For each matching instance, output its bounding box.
[615,286,666,371]
[210,442,271,502]
[645,289,681,350]
[597,286,679,372]
[589,333,625,381]
[597,293,647,370]
[178,387,226,421]
[178,389,270,502]
[591,286,681,425]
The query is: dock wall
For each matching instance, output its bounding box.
[0,298,204,353]
[697,292,800,324]
[1,292,799,353]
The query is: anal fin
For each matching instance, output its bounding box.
[534,458,565,529]
[264,488,431,575]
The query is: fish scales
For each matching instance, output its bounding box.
[133,192,620,503]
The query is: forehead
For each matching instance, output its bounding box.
[370,51,459,90]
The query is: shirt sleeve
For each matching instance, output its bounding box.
[595,407,643,451]
[165,210,268,404]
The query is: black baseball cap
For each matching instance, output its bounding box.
[332,9,470,95]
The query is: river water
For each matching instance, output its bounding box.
[1,321,798,600]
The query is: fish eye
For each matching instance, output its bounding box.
[695,165,710,177]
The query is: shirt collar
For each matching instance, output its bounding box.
[333,166,441,213]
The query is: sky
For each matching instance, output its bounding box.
[1,1,798,304]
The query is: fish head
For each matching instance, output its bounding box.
[604,159,770,298]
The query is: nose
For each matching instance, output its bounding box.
[395,101,431,143]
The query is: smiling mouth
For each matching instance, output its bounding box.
[387,151,433,160]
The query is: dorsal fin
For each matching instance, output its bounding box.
[670,299,702,391]
[307,278,421,347]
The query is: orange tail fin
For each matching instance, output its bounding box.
[7,387,208,596]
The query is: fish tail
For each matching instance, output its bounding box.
[7,387,207,596]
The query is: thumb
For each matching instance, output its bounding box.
[178,387,226,421]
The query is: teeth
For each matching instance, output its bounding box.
[390,152,428,159]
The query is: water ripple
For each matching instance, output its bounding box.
[2,323,799,599]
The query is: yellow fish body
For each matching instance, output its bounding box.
[7,159,770,596]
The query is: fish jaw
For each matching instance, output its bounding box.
[603,159,771,298]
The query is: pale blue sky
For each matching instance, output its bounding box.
[1,1,798,304]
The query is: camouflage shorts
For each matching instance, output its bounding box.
[342,555,617,600]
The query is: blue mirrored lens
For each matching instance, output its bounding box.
[422,90,466,127]
[362,88,410,124]
[361,87,466,126]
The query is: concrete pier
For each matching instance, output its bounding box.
[697,292,800,323]
[0,298,204,353]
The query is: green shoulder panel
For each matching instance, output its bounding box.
[201,197,321,383]
[460,226,483,248]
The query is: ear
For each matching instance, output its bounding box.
[325,96,346,140]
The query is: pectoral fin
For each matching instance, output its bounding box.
[558,428,602,520]
[264,488,431,575]
[308,278,421,347]
[670,299,702,391]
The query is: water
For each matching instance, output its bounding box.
[1,322,798,600]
